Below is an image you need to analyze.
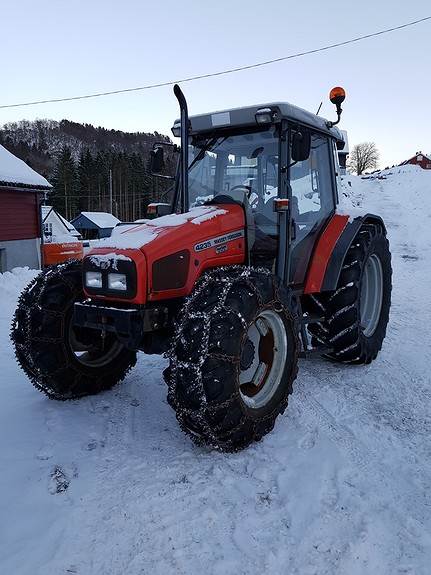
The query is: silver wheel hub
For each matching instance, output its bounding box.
[360,253,383,337]
[239,309,287,409]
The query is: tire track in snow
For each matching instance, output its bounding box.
[295,383,430,526]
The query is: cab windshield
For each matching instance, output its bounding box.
[186,130,279,228]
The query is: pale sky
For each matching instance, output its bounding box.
[1,0,429,167]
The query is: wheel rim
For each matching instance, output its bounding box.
[239,309,287,409]
[360,253,383,337]
[68,318,125,368]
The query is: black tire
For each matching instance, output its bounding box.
[306,221,392,364]
[11,260,137,400]
[165,266,299,452]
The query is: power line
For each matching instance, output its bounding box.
[1,15,430,110]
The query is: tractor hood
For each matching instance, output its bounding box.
[83,205,246,304]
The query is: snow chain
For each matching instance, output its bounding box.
[166,265,295,450]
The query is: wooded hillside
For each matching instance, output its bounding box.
[0,119,175,221]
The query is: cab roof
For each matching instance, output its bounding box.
[173,101,344,142]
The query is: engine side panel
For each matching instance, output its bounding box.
[144,205,246,302]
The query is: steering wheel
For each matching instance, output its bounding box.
[229,184,259,208]
[230,184,252,197]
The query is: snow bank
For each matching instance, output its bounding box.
[340,165,431,246]
[0,267,38,305]
[337,174,368,220]
[0,144,51,188]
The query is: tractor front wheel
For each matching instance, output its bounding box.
[11,260,137,400]
[166,267,299,452]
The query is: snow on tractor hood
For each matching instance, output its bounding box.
[84,204,246,304]
[94,206,228,250]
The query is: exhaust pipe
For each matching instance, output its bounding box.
[173,84,189,212]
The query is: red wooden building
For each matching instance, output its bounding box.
[400,151,431,170]
[0,144,52,272]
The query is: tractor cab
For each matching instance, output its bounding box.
[185,129,281,269]
[153,93,345,287]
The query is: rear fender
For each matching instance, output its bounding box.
[304,213,386,294]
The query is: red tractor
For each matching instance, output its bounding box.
[12,86,391,451]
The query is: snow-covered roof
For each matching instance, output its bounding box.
[58,212,79,233]
[79,212,120,228]
[0,144,51,189]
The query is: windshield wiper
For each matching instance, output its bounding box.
[188,137,226,172]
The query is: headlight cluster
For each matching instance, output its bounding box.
[83,255,137,298]
[85,271,127,291]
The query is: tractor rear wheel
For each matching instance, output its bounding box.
[165,267,299,452]
[307,221,392,364]
[11,260,137,400]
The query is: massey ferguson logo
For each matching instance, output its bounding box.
[194,229,244,252]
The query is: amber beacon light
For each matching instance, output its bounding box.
[329,86,346,106]
[327,86,346,127]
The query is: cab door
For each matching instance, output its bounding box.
[288,132,336,284]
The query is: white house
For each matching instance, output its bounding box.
[41,205,81,243]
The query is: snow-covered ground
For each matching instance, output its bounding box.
[1,165,430,574]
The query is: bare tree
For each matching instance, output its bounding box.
[349,142,379,175]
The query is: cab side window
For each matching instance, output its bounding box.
[290,133,334,221]
[289,132,335,283]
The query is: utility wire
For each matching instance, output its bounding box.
[1,15,430,110]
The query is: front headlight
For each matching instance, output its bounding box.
[83,254,136,298]
[108,273,127,291]
[85,271,103,288]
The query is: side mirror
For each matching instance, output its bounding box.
[146,202,171,219]
[291,130,311,162]
[150,145,165,174]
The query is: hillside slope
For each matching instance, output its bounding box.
[0,166,430,575]
[0,119,170,178]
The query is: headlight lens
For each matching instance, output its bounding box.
[108,273,127,291]
[85,271,102,288]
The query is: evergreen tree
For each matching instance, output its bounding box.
[51,146,78,220]
[78,148,95,212]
